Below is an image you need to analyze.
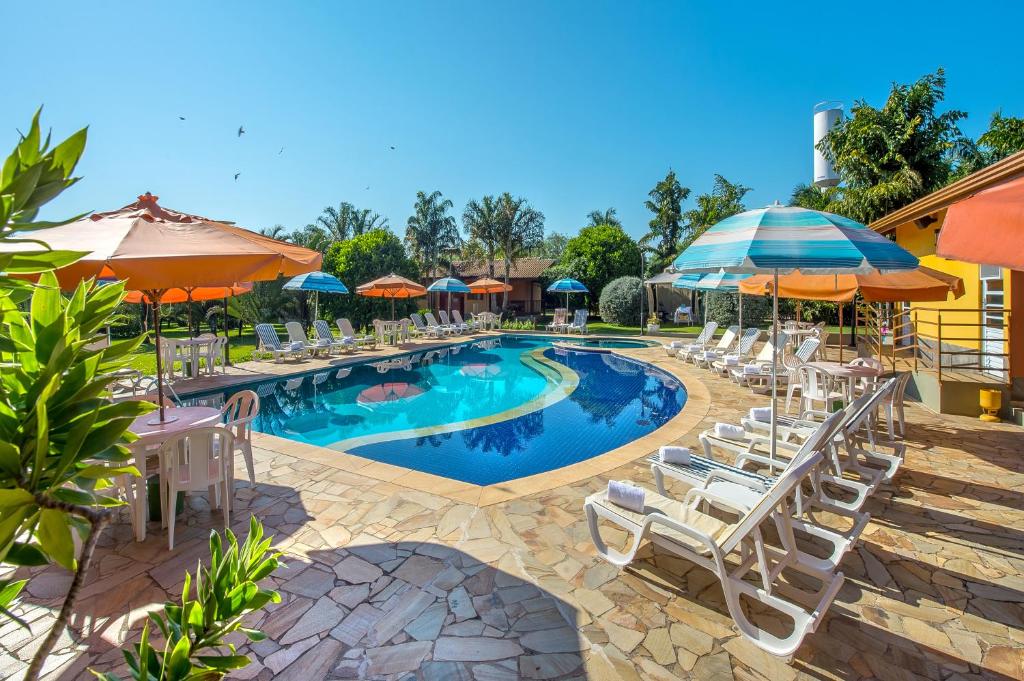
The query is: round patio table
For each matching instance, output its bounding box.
[805,361,883,401]
[126,406,222,541]
[168,337,218,378]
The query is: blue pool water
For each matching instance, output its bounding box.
[199,335,686,485]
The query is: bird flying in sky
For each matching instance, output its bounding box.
[234,172,241,181]
[237,126,245,137]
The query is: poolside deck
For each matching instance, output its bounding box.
[2,337,1022,680]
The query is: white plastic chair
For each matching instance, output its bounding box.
[286,321,328,356]
[797,364,847,418]
[221,390,259,487]
[337,318,376,349]
[314,319,354,354]
[255,324,305,362]
[158,426,234,550]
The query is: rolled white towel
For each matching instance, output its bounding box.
[659,446,692,465]
[702,351,719,360]
[316,339,331,347]
[714,423,746,440]
[723,355,740,366]
[749,407,773,422]
[743,364,763,375]
[288,341,306,351]
[607,481,645,513]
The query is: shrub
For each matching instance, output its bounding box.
[705,291,773,327]
[501,318,535,330]
[598,276,642,325]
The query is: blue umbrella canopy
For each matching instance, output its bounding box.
[672,272,750,291]
[547,278,589,293]
[427,277,471,293]
[672,204,918,275]
[282,271,350,293]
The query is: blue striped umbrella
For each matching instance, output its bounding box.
[546,278,589,311]
[428,277,472,317]
[283,271,349,320]
[673,204,917,459]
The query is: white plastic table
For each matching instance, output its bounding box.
[805,361,883,400]
[126,406,222,541]
[168,337,218,378]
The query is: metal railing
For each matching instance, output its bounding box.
[856,303,1011,384]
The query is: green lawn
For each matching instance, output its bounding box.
[125,323,267,374]
[586,321,703,336]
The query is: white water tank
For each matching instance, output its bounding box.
[813,101,843,187]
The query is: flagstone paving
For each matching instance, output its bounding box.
[2,340,1023,680]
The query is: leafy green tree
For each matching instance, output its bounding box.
[586,207,622,228]
[641,169,690,267]
[288,223,331,254]
[548,224,640,309]
[954,111,1024,178]
[405,191,461,287]
[228,277,297,335]
[819,68,971,223]
[324,229,420,326]
[493,193,545,309]
[680,175,751,250]
[531,232,570,259]
[462,195,500,278]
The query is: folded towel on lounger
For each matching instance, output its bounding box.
[749,407,773,422]
[714,423,746,440]
[723,355,739,366]
[608,481,645,513]
[288,341,305,351]
[659,446,692,465]
[743,364,763,375]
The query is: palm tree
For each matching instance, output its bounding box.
[586,207,622,228]
[289,223,331,253]
[463,196,500,278]
[641,170,690,264]
[258,224,289,240]
[789,183,842,212]
[314,202,360,241]
[351,208,389,236]
[494,193,545,310]
[406,191,461,302]
[681,175,750,251]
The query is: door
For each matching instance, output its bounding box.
[980,266,1006,379]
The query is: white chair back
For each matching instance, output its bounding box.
[255,324,283,351]
[314,319,336,342]
[716,325,740,352]
[694,321,719,345]
[337,318,359,338]
[424,312,443,328]
[222,390,259,437]
[285,321,310,345]
[160,426,232,493]
[734,327,762,358]
[452,310,470,328]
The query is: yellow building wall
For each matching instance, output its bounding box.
[893,211,1014,369]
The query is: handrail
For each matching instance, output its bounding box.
[855,302,1011,384]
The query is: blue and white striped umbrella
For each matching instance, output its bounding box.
[283,271,349,320]
[547,278,589,313]
[547,278,589,293]
[672,204,918,275]
[672,272,750,291]
[428,277,471,316]
[672,204,916,461]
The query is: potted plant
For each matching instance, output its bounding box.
[646,313,660,333]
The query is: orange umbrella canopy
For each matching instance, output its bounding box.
[6,192,321,290]
[467,277,512,294]
[737,266,965,302]
[122,283,253,304]
[937,173,1024,270]
[355,273,427,298]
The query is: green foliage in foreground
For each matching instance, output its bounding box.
[93,518,283,681]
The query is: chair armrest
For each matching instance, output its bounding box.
[735,451,790,473]
[703,469,768,493]
[683,487,751,516]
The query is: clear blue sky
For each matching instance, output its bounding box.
[4,1,1023,242]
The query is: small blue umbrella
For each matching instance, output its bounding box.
[427,277,471,317]
[547,278,589,311]
[283,271,349,320]
[673,203,917,459]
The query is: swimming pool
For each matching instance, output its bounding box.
[197,335,686,485]
[558,338,657,349]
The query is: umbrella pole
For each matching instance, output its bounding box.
[738,292,743,342]
[223,295,231,366]
[770,270,779,461]
[187,290,193,337]
[839,302,844,363]
[148,290,176,425]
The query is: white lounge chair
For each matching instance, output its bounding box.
[409,313,443,338]
[285,321,329,356]
[439,310,467,334]
[547,308,568,333]
[690,325,739,368]
[314,320,355,354]
[452,309,477,332]
[337,318,376,349]
[425,312,454,335]
[586,410,847,658]
[730,333,794,388]
[566,309,588,334]
[709,327,762,374]
[675,321,720,361]
[254,324,306,362]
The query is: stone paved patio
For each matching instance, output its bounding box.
[2,340,1023,680]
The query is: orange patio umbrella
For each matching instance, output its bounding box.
[355,273,427,320]
[937,173,1024,270]
[6,193,321,422]
[737,266,965,302]
[122,283,253,305]
[467,277,512,294]
[739,267,965,361]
